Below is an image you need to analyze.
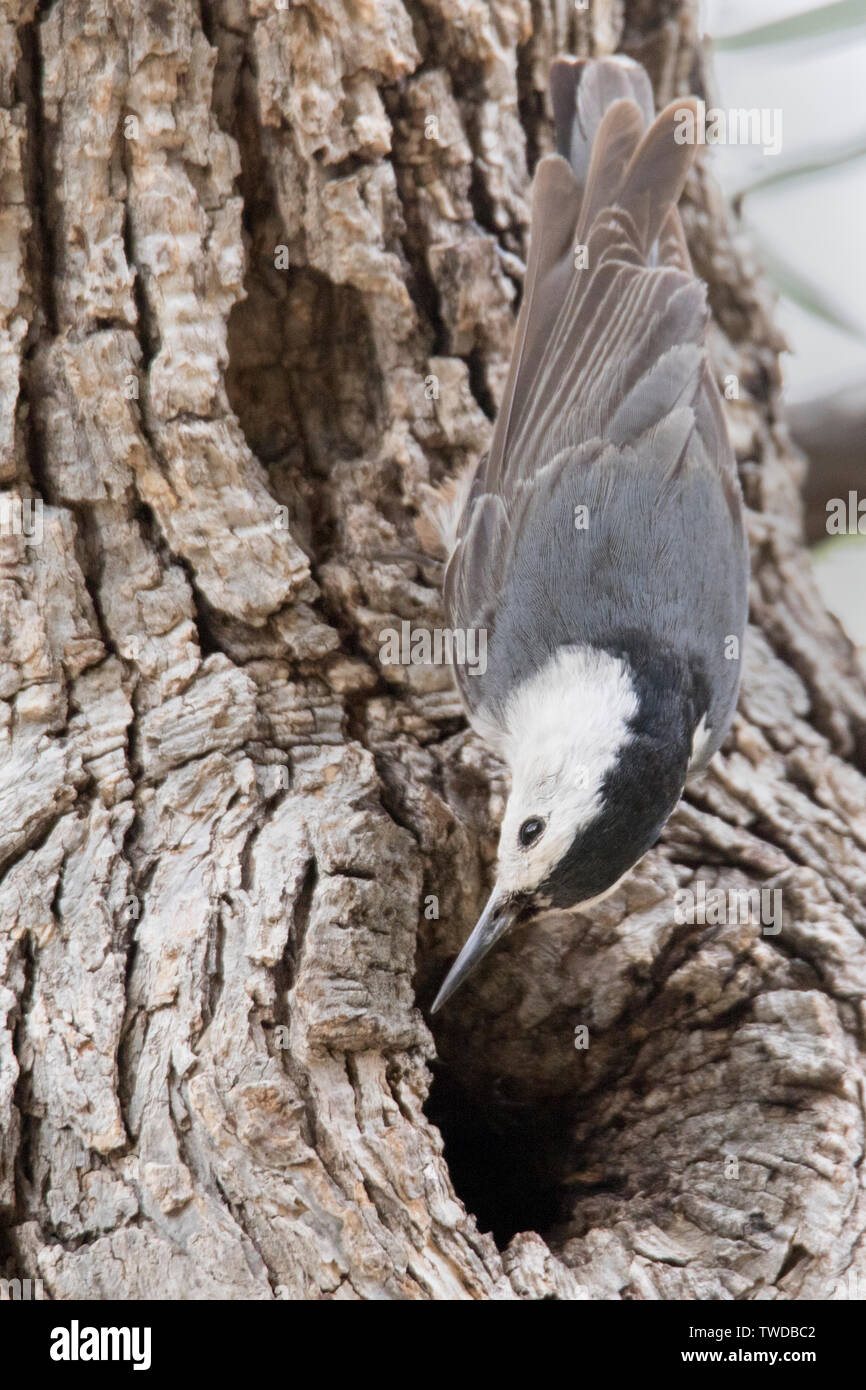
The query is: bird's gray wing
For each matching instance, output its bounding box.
[444,57,743,714]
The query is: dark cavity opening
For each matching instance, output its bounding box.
[424,1060,577,1249]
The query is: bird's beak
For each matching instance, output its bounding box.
[431,887,524,1013]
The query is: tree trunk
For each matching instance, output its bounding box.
[1,0,865,1302]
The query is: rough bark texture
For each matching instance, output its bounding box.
[1,0,865,1301]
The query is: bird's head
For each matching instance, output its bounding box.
[431,643,696,1011]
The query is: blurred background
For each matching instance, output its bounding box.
[701,0,866,645]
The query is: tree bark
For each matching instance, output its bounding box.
[1,0,865,1301]
[787,382,866,544]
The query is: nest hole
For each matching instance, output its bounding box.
[425,1063,577,1248]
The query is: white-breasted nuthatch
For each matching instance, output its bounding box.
[429,55,748,1012]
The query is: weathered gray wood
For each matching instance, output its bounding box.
[0,0,864,1300]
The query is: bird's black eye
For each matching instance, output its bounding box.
[519,817,545,848]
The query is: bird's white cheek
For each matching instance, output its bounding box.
[496,821,575,895]
[494,818,537,894]
[495,846,534,895]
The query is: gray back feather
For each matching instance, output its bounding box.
[445,56,747,758]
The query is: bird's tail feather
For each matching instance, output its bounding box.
[478,55,704,491]
[551,54,654,181]
[550,53,698,266]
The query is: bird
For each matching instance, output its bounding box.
[427,54,749,1013]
